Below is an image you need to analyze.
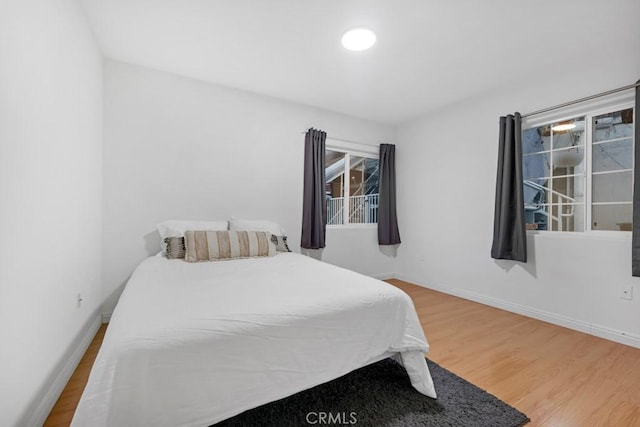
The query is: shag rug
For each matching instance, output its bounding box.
[214,358,530,426]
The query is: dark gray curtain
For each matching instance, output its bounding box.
[378,144,401,245]
[491,113,527,262]
[632,81,640,276]
[301,128,327,249]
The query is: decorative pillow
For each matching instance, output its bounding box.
[157,220,228,254]
[271,234,291,252]
[228,218,284,236]
[164,237,186,259]
[184,230,276,262]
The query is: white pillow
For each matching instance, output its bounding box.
[228,218,284,236]
[157,220,228,253]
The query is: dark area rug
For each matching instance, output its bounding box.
[214,358,530,426]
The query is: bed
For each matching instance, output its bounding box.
[72,251,436,426]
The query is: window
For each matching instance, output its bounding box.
[522,102,634,233]
[325,147,379,225]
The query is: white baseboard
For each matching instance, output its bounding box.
[101,313,111,323]
[26,313,102,427]
[589,323,640,348]
[395,273,640,349]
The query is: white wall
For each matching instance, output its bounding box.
[395,64,640,347]
[0,1,103,425]
[102,60,395,314]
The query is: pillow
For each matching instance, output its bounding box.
[164,237,186,259]
[157,220,228,254]
[157,219,228,238]
[228,218,284,236]
[270,234,291,252]
[184,230,276,262]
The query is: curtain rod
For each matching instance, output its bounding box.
[300,130,378,147]
[522,81,639,118]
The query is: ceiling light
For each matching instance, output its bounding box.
[341,28,376,51]
[551,121,577,132]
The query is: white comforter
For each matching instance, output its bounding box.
[72,253,436,426]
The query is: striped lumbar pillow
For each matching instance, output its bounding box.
[184,230,276,262]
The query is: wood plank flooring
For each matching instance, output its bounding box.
[46,280,640,426]
[44,325,107,426]
[388,279,640,427]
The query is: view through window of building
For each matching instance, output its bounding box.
[326,149,379,225]
[522,105,634,232]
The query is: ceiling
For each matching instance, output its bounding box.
[80,0,639,125]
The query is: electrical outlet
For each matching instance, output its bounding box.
[620,285,633,300]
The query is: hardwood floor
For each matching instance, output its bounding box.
[46,280,640,426]
[389,279,640,427]
[44,325,107,427]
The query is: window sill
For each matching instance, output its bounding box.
[327,223,378,230]
[527,230,632,240]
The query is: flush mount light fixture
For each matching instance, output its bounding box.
[341,28,376,51]
[551,121,577,132]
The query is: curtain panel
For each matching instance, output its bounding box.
[491,113,527,262]
[632,81,640,276]
[378,144,401,245]
[301,128,327,249]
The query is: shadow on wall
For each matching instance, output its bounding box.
[493,235,537,278]
[104,280,129,316]
[300,248,324,260]
[145,230,161,257]
[104,230,160,316]
[379,245,398,258]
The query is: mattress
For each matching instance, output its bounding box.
[72,252,436,426]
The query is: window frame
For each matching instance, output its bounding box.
[325,140,380,229]
[522,91,635,238]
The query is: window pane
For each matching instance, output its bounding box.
[523,107,634,233]
[549,175,584,203]
[524,180,548,212]
[526,203,584,232]
[551,146,585,169]
[523,126,550,154]
[523,152,550,180]
[551,116,585,149]
[592,204,632,231]
[549,203,584,232]
[325,150,345,225]
[593,108,634,143]
[592,171,632,203]
[544,173,585,232]
[525,203,549,231]
[523,172,585,232]
[592,138,632,172]
[549,204,584,232]
[348,156,379,224]
[326,149,344,169]
[349,155,365,199]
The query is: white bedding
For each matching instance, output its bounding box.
[72,253,436,426]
